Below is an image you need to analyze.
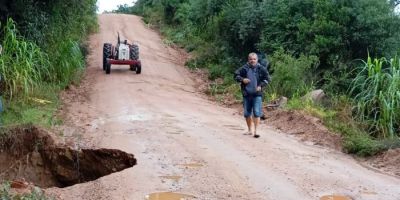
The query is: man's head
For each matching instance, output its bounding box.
[248,53,258,66]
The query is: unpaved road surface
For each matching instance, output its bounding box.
[48,14,400,200]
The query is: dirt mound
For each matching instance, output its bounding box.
[265,109,343,150]
[367,148,400,177]
[0,125,136,188]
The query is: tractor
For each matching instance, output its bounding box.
[103,33,141,74]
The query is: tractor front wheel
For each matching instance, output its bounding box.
[136,61,141,74]
[106,63,111,74]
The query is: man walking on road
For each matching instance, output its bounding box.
[234,53,270,138]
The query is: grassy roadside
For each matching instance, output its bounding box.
[286,96,400,156]
[0,18,90,128]
[0,65,85,128]
[1,84,63,128]
[0,1,97,195]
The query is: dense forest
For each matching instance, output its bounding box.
[114,0,400,155]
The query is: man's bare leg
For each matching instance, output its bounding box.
[246,117,253,135]
[253,117,260,138]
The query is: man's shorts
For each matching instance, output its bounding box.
[243,96,262,118]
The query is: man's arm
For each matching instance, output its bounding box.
[234,67,244,83]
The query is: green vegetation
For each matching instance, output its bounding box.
[285,95,394,156]
[0,85,61,128]
[112,4,135,14]
[0,182,51,200]
[268,49,319,97]
[350,56,400,138]
[125,0,400,156]
[0,0,98,126]
[0,19,51,99]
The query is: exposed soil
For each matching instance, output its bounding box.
[367,149,400,177]
[0,125,59,188]
[45,14,400,200]
[264,109,343,150]
[0,125,136,188]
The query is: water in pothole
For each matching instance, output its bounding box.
[320,195,352,200]
[145,192,195,200]
[159,176,182,182]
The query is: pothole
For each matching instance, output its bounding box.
[320,195,352,200]
[145,192,195,200]
[0,125,136,188]
[159,176,182,182]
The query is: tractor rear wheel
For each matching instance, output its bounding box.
[130,44,139,60]
[103,43,112,71]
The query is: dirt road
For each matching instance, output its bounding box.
[49,14,400,200]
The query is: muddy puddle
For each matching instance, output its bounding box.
[320,195,352,200]
[159,176,182,182]
[145,192,195,200]
[0,125,136,188]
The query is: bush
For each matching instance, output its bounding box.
[343,133,384,156]
[269,49,319,97]
[208,64,229,80]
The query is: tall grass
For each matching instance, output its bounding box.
[49,39,85,87]
[0,18,86,99]
[0,19,51,99]
[350,55,400,138]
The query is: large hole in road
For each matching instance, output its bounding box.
[0,125,136,188]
